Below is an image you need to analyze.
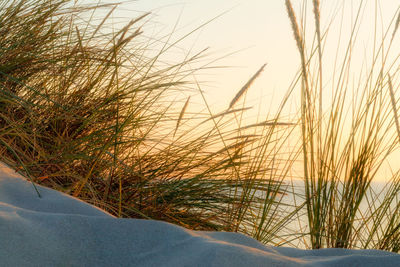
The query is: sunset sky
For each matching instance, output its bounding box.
[114,0,298,114]
[100,0,399,117]
[109,0,400,182]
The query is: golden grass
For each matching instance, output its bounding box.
[229,63,267,109]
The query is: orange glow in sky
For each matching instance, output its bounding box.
[110,1,400,115]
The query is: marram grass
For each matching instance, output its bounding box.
[0,0,289,235]
[286,0,400,251]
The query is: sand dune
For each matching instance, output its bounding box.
[1,164,399,266]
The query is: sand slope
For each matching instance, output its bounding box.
[1,164,399,266]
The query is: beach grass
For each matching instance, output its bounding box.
[285,0,400,250]
[0,0,291,233]
[1,0,400,252]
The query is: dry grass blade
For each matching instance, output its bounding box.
[392,11,400,40]
[239,121,295,131]
[388,75,400,142]
[312,0,323,119]
[229,63,266,109]
[174,96,190,137]
[90,5,117,40]
[203,107,252,123]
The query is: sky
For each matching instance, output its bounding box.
[101,0,299,115]
[104,0,400,117]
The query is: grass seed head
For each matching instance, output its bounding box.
[229,63,266,109]
[285,0,303,53]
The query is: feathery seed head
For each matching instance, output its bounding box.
[229,64,266,109]
[313,0,320,22]
[285,0,303,53]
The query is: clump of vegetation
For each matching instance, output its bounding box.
[286,0,400,251]
[0,0,290,235]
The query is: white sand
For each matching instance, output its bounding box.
[1,163,399,266]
